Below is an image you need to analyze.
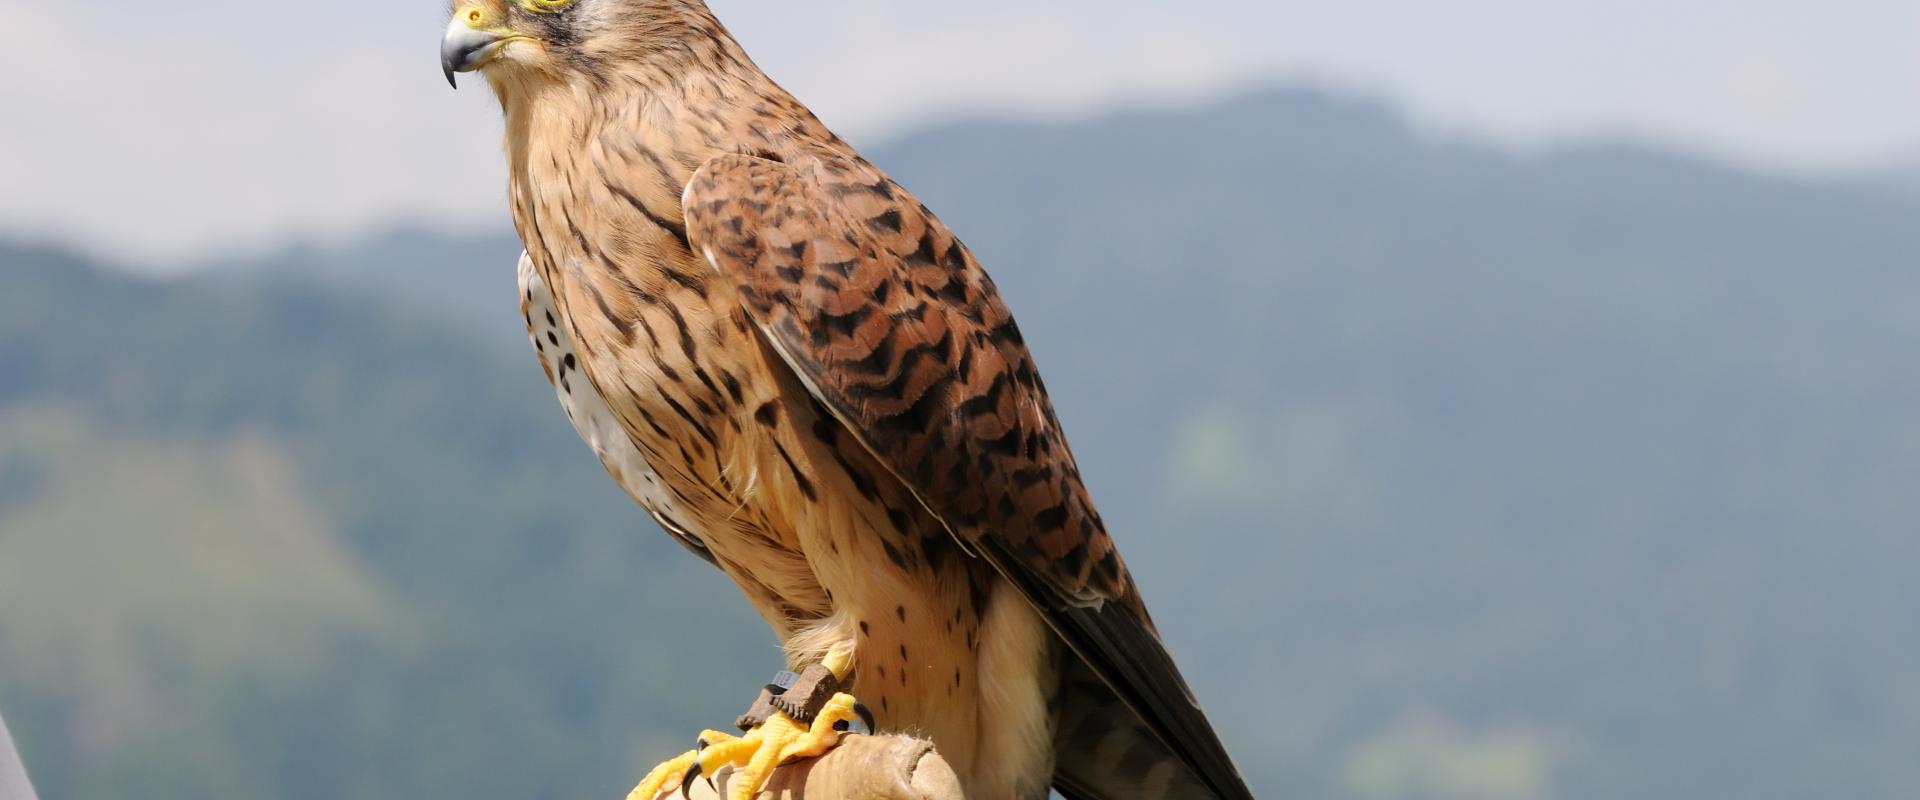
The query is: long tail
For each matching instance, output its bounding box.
[1050,656,1249,799]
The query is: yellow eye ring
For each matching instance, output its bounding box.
[520,0,572,12]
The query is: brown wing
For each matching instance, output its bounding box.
[684,153,1251,800]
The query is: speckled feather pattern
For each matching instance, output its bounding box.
[464,0,1249,796]
[521,253,714,563]
[683,153,1138,613]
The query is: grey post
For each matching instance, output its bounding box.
[0,710,37,800]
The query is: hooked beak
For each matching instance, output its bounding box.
[441,7,517,89]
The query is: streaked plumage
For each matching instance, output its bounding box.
[522,254,713,563]
[445,1,1251,797]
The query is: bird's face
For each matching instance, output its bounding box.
[444,0,675,89]
[443,1,564,88]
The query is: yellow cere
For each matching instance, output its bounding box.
[452,4,498,29]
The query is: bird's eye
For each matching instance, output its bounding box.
[518,0,572,12]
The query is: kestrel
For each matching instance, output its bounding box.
[441,2,1252,798]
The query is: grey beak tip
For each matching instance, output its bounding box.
[443,20,506,90]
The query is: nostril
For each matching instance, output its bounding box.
[467,8,484,25]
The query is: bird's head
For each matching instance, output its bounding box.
[440,0,717,90]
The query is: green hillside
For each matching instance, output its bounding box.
[874,91,1920,800]
[0,246,768,799]
[5,88,1920,799]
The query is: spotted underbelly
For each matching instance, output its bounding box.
[518,252,1055,796]
[518,253,714,563]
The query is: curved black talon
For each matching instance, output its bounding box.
[851,701,876,736]
[679,762,706,798]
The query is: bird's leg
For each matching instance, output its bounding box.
[627,644,871,800]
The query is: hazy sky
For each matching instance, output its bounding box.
[2,0,1916,265]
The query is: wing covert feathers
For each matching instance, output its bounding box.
[684,153,1125,607]
[684,153,1253,799]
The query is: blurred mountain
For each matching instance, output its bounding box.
[202,228,529,351]
[0,245,767,800]
[6,87,1920,799]
[870,93,1920,800]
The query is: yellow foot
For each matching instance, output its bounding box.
[625,729,742,800]
[691,693,871,800]
[629,647,868,800]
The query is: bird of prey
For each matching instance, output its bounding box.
[440,2,1252,798]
